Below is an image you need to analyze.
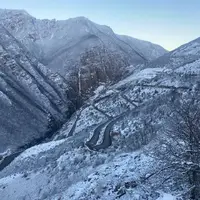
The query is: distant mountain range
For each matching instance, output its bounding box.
[0,9,167,75]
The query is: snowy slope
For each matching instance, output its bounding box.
[118,35,167,60]
[148,37,200,70]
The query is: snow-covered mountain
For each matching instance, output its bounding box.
[0,9,167,75]
[1,33,200,200]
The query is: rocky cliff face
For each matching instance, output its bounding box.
[0,24,76,153]
[66,46,130,98]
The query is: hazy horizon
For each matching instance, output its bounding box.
[1,0,200,50]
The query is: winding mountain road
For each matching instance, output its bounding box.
[85,91,145,151]
[92,104,113,119]
[85,121,108,150]
[85,110,130,151]
[67,110,82,137]
[120,93,138,107]
[135,84,190,91]
[93,112,128,150]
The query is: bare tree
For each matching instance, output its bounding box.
[67,45,129,99]
[155,96,200,199]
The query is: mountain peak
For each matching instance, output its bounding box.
[0,8,31,17]
[69,16,89,21]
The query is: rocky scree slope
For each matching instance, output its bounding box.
[0,37,200,199]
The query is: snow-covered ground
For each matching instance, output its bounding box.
[156,193,176,200]
[0,145,161,200]
[15,139,66,160]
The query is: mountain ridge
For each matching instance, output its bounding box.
[0,9,167,75]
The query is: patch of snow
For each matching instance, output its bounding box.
[16,139,66,160]
[94,85,105,96]
[0,171,48,200]
[134,68,165,79]
[115,67,165,88]
[0,91,12,105]
[0,149,11,157]
[89,85,106,103]
[156,193,176,200]
[0,173,22,185]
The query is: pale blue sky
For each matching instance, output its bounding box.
[1,0,200,50]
